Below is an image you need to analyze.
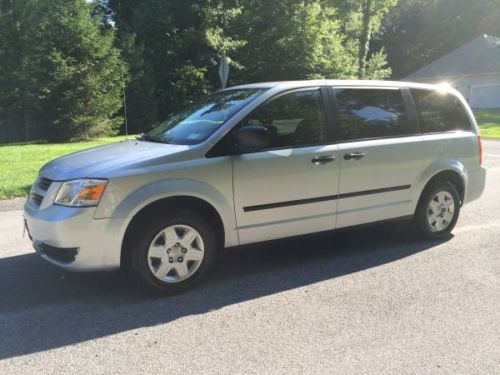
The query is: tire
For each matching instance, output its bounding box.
[124,210,218,294]
[414,181,461,240]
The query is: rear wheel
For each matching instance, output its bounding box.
[124,210,218,293]
[414,181,461,240]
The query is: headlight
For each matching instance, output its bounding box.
[54,179,108,207]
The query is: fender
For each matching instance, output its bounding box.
[96,178,239,247]
[410,158,467,212]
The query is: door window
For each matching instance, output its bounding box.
[242,90,328,149]
[334,88,408,141]
[411,89,471,133]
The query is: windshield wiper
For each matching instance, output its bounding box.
[140,134,169,144]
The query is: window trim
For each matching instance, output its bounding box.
[206,86,334,157]
[402,87,420,134]
[329,86,415,143]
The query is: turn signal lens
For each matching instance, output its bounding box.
[75,184,106,201]
[55,179,108,207]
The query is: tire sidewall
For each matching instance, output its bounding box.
[417,181,461,239]
[127,211,217,293]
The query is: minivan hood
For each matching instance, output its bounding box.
[40,140,190,180]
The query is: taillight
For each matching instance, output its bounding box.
[478,135,483,166]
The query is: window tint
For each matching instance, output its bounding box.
[334,88,408,141]
[411,89,471,133]
[242,90,327,149]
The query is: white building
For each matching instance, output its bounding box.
[406,34,500,109]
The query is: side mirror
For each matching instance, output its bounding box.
[235,125,270,153]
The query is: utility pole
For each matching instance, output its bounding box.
[122,72,129,138]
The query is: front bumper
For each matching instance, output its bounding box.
[24,202,125,271]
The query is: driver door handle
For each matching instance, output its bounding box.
[344,152,366,160]
[312,155,336,165]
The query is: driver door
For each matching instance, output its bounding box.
[231,88,340,244]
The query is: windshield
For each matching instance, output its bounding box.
[143,88,267,145]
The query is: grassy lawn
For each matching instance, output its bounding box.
[475,110,500,139]
[0,136,130,200]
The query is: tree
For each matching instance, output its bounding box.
[325,0,394,79]
[0,0,45,142]
[0,0,125,142]
[108,0,394,133]
[108,0,243,133]
[231,0,359,82]
[1,0,396,142]
[353,0,397,78]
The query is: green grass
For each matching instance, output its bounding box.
[0,136,130,200]
[475,110,500,139]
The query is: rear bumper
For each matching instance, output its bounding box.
[464,166,487,204]
[24,203,125,271]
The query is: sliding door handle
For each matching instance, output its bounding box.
[344,152,366,160]
[312,155,336,165]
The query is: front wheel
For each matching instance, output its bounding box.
[414,181,461,240]
[124,210,218,293]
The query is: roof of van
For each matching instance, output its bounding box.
[228,80,451,91]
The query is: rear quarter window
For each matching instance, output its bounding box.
[334,88,409,141]
[411,89,472,133]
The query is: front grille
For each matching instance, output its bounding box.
[38,177,52,191]
[29,176,53,208]
[34,241,78,263]
[30,192,44,206]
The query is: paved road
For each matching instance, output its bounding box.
[1,141,499,374]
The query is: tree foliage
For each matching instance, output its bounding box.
[356,0,397,78]
[231,0,358,82]
[0,0,125,142]
[5,0,499,142]
[108,0,243,134]
[1,0,398,142]
[109,0,392,133]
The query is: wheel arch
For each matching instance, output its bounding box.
[121,195,226,266]
[415,169,466,215]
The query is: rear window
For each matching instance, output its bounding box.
[334,88,408,141]
[411,89,471,133]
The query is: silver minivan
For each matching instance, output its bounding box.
[24,80,486,293]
